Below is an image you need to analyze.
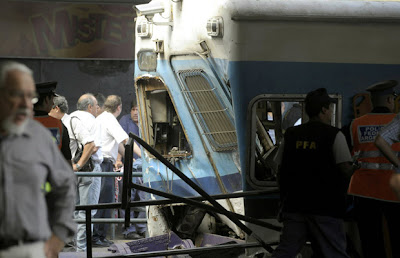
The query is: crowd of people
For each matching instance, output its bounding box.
[272,82,400,258]
[3,59,400,258]
[0,61,146,257]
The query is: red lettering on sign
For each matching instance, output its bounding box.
[30,9,134,56]
[31,10,77,52]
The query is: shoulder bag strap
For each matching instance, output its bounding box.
[70,116,84,152]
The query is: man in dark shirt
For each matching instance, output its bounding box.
[118,100,146,239]
[34,81,72,163]
[272,88,354,258]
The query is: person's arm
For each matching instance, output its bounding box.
[116,139,128,170]
[70,116,96,171]
[73,141,95,171]
[44,234,65,258]
[375,134,400,200]
[118,138,128,156]
[375,135,400,168]
[333,131,354,180]
[134,142,142,158]
[116,153,123,170]
[116,141,141,169]
[390,174,400,200]
[337,162,354,181]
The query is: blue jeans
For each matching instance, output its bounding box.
[272,212,350,258]
[74,163,101,251]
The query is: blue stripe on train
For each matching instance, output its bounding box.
[143,172,242,199]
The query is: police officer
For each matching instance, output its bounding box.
[348,80,400,258]
[34,81,71,163]
[272,88,353,258]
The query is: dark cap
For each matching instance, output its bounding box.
[366,80,398,96]
[305,88,337,117]
[35,81,58,96]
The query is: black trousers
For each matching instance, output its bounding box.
[272,212,350,258]
[354,196,400,258]
[93,159,115,241]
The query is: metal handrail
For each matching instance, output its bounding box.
[76,135,279,258]
[74,218,147,224]
[129,133,275,253]
[75,172,142,177]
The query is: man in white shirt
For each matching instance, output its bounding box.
[69,93,103,251]
[93,95,134,247]
[97,95,131,167]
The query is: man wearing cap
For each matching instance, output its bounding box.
[348,80,400,258]
[34,81,72,163]
[272,88,353,258]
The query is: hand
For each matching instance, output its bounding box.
[115,160,123,171]
[390,173,400,200]
[44,234,64,258]
[72,163,79,171]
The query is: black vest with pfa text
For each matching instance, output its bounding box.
[280,121,346,218]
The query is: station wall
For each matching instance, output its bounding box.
[1,58,136,117]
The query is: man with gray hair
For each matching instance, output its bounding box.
[49,95,69,122]
[69,93,103,251]
[0,61,76,258]
[49,95,73,151]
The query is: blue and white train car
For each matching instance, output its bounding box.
[133,0,400,251]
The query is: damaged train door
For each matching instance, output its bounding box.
[134,74,244,239]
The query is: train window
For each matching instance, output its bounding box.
[135,77,192,158]
[177,69,237,151]
[247,94,342,188]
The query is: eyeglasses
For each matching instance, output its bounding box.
[2,88,38,104]
[393,92,398,98]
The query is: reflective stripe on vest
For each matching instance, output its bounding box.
[349,113,400,202]
[357,150,399,158]
[34,116,63,150]
[359,162,395,170]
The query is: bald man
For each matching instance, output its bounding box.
[69,93,103,252]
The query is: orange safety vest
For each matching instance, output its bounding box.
[34,116,63,150]
[348,113,400,202]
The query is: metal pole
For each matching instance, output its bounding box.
[130,182,282,232]
[86,207,93,258]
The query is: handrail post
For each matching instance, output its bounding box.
[86,207,93,258]
[122,137,134,229]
